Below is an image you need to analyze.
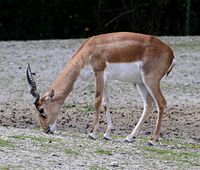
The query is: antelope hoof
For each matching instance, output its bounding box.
[125,136,136,143]
[147,139,158,146]
[124,139,132,143]
[103,134,112,141]
[147,141,154,146]
[88,133,97,140]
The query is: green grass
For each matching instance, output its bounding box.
[62,103,76,109]
[0,166,9,170]
[137,137,200,168]
[8,135,63,152]
[160,138,200,150]
[89,165,109,170]
[0,138,14,148]
[143,145,200,167]
[9,135,60,143]
[144,146,190,156]
[64,148,80,156]
[9,135,54,143]
[112,135,124,139]
[44,57,49,63]
[181,143,200,150]
[1,165,24,170]
[79,104,94,112]
[95,149,113,155]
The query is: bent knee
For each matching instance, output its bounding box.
[158,101,167,111]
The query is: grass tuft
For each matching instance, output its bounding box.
[64,148,80,156]
[143,145,200,167]
[9,135,53,143]
[89,165,109,170]
[95,149,113,155]
[0,138,14,148]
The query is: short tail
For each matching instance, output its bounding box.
[166,58,176,76]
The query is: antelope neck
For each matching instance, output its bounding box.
[51,56,85,102]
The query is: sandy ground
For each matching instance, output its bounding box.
[0,36,200,169]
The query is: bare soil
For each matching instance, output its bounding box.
[0,37,200,169]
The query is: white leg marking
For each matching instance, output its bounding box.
[49,121,57,133]
[89,131,98,140]
[126,83,153,142]
[102,76,113,140]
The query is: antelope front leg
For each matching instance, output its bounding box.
[102,82,113,140]
[89,71,104,140]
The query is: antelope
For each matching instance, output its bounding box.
[27,32,175,145]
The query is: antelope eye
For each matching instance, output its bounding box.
[39,108,44,114]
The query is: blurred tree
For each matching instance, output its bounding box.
[0,0,199,40]
[185,0,191,35]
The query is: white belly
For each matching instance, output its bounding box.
[104,61,143,83]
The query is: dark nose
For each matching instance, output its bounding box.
[39,108,44,114]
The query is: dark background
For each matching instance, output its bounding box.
[0,0,199,40]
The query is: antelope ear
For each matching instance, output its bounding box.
[45,89,55,101]
[49,89,55,99]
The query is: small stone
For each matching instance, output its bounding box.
[51,153,58,157]
[184,83,190,86]
[145,131,151,135]
[110,161,119,167]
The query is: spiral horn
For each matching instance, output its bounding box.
[26,63,40,106]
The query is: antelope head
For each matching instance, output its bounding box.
[26,63,61,134]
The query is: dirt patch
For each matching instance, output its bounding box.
[0,37,200,169]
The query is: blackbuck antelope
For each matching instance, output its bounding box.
[27,32,175,145]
